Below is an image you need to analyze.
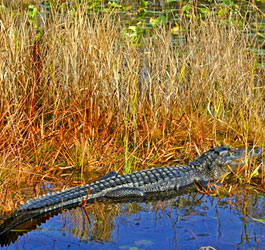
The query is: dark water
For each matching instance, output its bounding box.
[1,191,264,250]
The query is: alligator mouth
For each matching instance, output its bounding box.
[226,147,263,168]
[233,147,263,158]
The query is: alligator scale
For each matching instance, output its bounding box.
[13,145,263,214]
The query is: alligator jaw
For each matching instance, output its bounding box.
[218,146,263,169]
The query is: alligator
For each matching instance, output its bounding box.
[11,145,263,214]
[0,145,263,245]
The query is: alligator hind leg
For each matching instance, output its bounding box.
[104,187,145,199]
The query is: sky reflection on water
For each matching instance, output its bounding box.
[2,192,264,250]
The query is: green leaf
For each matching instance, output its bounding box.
[150,16,167,27]
[182,5,191,15]
[139,0,148,7]
[107,1,124,10]
[28,5,38,19]
[199,8,208,14]
[121,25,143,43]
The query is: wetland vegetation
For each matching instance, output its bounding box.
[0,0,264,248]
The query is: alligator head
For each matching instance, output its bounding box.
[208,145,263,179]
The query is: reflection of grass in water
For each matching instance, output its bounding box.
[65,192,205,243]
[59,190,263,246]
[0,189,262,247]
[64,199,158,242]
[65,202,146,242]
[0,2,264,213]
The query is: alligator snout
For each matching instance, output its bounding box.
[234,147,263,158]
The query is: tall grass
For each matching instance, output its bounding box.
[0,3,264,212]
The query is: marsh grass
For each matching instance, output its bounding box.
[0,2,264,212]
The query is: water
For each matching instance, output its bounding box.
[1,191,264,250]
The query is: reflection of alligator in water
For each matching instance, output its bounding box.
[0,188,198,246]
[0,145,262,245]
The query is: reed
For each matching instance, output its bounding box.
[0,2,264,212]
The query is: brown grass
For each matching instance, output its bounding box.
[0,2,264,212]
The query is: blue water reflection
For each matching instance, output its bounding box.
[2,192,264,250]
